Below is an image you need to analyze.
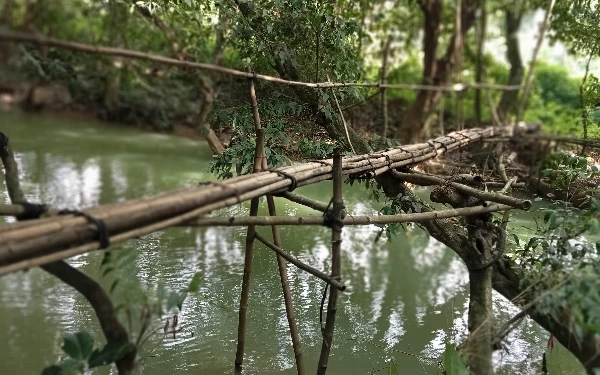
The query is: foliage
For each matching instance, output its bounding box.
[209,99,295,178]
[42,331,134,375]
[41,251,204,374]
[297,137,334,160]
[533,62,581,109]
[540,151,600,191]
[509,152,600,346]
[443,344,468,375]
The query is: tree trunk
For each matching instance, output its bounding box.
[0,133,136,374]
[376,174,600,373]
[467,268,493,375]
[496,10,524,123]
[397,0,479,143]
[198,77,225,155]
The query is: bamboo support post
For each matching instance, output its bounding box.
[316,149,343,375]
[237,73,304,373]
[265,192,305,374]
[261,158,304,374]
[390,170,531,210]
[234,189,260,368]
[235,73,264,368]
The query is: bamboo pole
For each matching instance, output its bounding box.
[254,69,305,373]
[235,72,265,368]
[390,171,531,210]
[317,149,343,375]
[0,178,295,276]
[275,192,331,214]
[254,232,346,291]
[184,203,514,227]
[0,31,522,92]
[265,192,305,374]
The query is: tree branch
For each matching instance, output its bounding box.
[0,132,135,374]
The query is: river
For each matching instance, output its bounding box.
[0,112,585,374]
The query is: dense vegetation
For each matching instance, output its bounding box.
[1,1,600,375]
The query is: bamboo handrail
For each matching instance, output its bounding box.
[183,203,513,227]
[0,31,521,92]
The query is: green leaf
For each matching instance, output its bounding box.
[512,234,520,246]
[166,291,188,312]
[102,267,114,277]
[88,340,135,368]
[589,218,600,234]
[187,272,203,293]
[110,279,120,294]
[42,358,86,375]
[549,216,565,230]
[62,332,94,360]
[387,359,400,375]
[443,344,468,375]
[41,366,62,375]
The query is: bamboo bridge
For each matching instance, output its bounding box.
[0,123,531,374]
[0,30,539,375]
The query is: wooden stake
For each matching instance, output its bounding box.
[317,149,343,374]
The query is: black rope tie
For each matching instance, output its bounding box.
[16,202,46,221]
[322,198,345,233]
[384,154,392,169]
[268,169,297,192]
[59,209,110,249]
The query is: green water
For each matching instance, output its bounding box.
[0,112,584,374]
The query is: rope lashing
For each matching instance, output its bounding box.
[322,198,345,233]
[59,209,110,249]
[15,202,46,221]
[267,169,297,192]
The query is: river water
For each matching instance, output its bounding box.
[0,112,585,374]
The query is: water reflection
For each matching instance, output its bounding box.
[0,112,584,375]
